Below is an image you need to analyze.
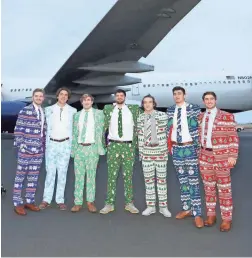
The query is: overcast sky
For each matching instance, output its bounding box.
[1,0,252,122]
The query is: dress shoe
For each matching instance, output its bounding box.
[175,210,191,219]
[57,203,67,211]
[204,216,217,227]
[220,220,232,232]
[14,206,27,216]
[194,216,204,228]
[71,205,82,213]
[24,204,40,212]
[39,201,50,210]
[87,202,97,213]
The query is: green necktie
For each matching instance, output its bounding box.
[118,108,123,138]
[81,111,89,142]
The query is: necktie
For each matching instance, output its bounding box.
[60,108,63,121]
[81,111,89,143]
[145,114,152,143]
[203,111,211,147]
[118,108,123,138]
[176,107,182,143]
[38,108,41,121]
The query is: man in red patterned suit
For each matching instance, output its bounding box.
[199,91,239,232]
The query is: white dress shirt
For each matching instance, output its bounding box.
[50,104,70,140]
[172,102,193,143]
[201,107,217,148]
[78,108,95,144]
[33,103,44,137]
[108,104,134,141]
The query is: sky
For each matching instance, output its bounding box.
[1,0,252,122]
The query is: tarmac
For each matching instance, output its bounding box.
[1,131,252,257]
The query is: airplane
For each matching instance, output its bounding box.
[2,0,203,132]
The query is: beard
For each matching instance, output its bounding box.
[116,99,125,104]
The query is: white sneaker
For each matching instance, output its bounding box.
[99,204,114,214]
[125,203,139,214]
[142,206,156,216]
[159,207,172,217]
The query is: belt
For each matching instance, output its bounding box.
[109,140,132,144]
[79,143,92,146]
[172,141,193,146]
[145,143,159,147]
[201,146,213,151]
[50,137,69,142]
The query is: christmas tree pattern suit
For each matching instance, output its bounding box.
[103,104,141,205]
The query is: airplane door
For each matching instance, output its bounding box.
[132,84,139,96]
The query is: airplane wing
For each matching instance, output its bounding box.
[44,0,201,104]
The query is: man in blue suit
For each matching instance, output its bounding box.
[167,86,204,228]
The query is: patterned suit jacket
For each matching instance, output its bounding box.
[45,103,77,154]
[14,104,47,154]
[199,109,239,168]
[71,108,106,157]
[166,103,201,154]
[103,104,141,150]
[137,111,168,160]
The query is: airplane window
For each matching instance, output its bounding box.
[26,88,28,91]
[223,81,226,83]
[10,89,13,92]
[209,82,212,84]
[214,81,216,84]
[219,81,221,83]
[190,83,193,86]
[228,81,231,84]
[30,88,32,91]
[238,81,240,83]
[22,89,24,91]
[162,84,164,86]
[242,80,245,83]
[248,80,250,83]
[204,82,207,84]
[18,89,20,91]
[14,89,16,92]
[233,81,236,83]
[152,84,155,87]
[148,84,150,87]
[185,83,188,86]
[195,83,197,85]
[166,84,168,87]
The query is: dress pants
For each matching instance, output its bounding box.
[172,144,202,216]
[74,144,99,204]
[43,140,71,204]
[105,142,135,205]
[142,159,168,207]
[199,148,233,221]
[13,151,43,206]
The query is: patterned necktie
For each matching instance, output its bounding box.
[176,107,182,143]
[38,108,41,121]
[81,111,89,142]
[145,114,152,143]
[118,108,123,138]
[203,111,211,147]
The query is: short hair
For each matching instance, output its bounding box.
[172,86,186,95]
[202,91,217,100]
[115,89,126,97]
[56,87,71,99]
[80,93,94,103]
[32,88,44,96]
[141,94,157,109]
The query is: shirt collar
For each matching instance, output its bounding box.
[82,107,92,112]
[33,103,41,111]
[176,102,186,109]
[206,106,217,114]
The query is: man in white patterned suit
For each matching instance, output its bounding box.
[39,88,77,210]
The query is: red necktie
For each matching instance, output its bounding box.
[203,111,211,148]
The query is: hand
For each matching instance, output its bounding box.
[228,157,236,167]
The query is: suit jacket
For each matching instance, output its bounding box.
[137,111,168,160]
[103,104,141,150]
[45,103,77,153]
[199,109,239,168]
[14,103,47,154]
[166,103,201,153]
[71,108,105,157]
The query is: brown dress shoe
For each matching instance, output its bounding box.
[87,202,97,213]
[176,210,192,219]
[194,216,204,228]
[14,206,27,216]
[24,204,40,212]
[220,220,232,232]
[71,205,82,213]
[204,216,217,227]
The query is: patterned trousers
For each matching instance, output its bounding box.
[172,144,202,216]
[13,151,43,206]
[105,142,135,205]
[74,144,99,204]
[142,159,168,207]
[44,140,71,204]
[199,148,233,221]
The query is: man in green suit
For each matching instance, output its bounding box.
[100,89,141,214]
[71,94,105,213]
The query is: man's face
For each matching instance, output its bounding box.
[57,90,69,105]
[33,92,45,106]
[82,97,93,109]
[143,97,154,112]
[203,94,216,109]
[173,90,185,104]
[115,92,125,104]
